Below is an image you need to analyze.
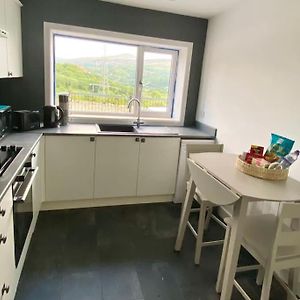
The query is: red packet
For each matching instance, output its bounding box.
[245,153,253,164]
[249,145,264,158]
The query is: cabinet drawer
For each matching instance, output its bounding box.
[0,188,13,233]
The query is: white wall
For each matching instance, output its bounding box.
[197,0,300,291]
[197,0,300,180]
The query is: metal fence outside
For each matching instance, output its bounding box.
[67,92,168,113]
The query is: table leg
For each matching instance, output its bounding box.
[216,222,231,293]
[220,197,248,300]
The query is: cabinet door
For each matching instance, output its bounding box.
[0,190,15,300]
[45,136,95,202]
[0,0,8,78]
[137,137,180,196]
[0,37,8,78]
[5,0,22,77]
[94,136,140,198]
[0,0,6,30]
[32,138,45,224]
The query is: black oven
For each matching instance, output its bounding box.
[12,154,38,267]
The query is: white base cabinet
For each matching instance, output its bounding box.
[94,136,140,198]
[137,137,180,196]
[32,138,45,227]
[45,135,180,204]
[94,136,180,199]
[0,188,15,300]
[174,140,223,203]
[45,136,95,202]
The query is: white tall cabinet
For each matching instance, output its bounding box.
[0,0,8,78]
[5,0,23,77]
[0,0,23,78]
[45,136,95,202]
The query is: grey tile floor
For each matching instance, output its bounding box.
[16,203,286,300]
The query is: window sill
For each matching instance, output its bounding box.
[69,114,184,127]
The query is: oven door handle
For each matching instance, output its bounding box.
[13,167,39,203]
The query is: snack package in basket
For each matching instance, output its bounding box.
[264,134,294,163]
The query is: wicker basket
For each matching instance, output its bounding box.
[235,156,288,181]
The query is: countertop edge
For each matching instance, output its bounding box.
[0,133,43,202]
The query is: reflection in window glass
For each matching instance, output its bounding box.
[141,52,173,114]
[54,35,137,114]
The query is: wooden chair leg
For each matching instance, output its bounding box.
[256,267,264,286]
[260,265,274,300]
[194,201,208,265]
[216,223,231,293]
[204,205,213,230]
[175,180,196,251]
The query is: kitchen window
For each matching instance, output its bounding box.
[45,23,193,125]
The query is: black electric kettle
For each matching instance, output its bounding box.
[43,106,64,128]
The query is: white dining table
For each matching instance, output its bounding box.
[189,152,300,300]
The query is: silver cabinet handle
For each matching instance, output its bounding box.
[0,234,7,244]
[14,168,38,202]
[1,284,9,296]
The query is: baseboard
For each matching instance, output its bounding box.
[41,195,173,211]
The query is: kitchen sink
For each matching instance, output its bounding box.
[97,124,137,133]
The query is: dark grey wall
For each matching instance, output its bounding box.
[0,0,207,125]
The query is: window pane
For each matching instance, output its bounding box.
[54,35,137,114]
[141,51,174,115]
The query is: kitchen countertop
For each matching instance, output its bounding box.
[0,122,216,202]
[33,123,216,139]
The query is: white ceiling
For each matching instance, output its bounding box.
[100,0,242,18]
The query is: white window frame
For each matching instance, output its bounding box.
[44,22,193,126]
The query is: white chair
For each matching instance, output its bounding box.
[174,158,238,265]
[217,202,300,300]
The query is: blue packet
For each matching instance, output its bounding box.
[264,133,295,162]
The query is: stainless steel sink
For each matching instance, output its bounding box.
[97,124,137,133]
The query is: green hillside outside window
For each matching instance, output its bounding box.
[53,34,178,119]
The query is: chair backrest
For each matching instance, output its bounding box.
[274,202,300,248]
[187,158,240,206]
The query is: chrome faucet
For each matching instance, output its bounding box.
[128,97,144,128]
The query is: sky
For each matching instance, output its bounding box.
[54,35,173,60]
[54,35,137,59]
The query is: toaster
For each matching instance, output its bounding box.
[13,110,41,131]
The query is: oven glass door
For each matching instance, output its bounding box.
[13,167,38,267]
[13,187,33,267]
